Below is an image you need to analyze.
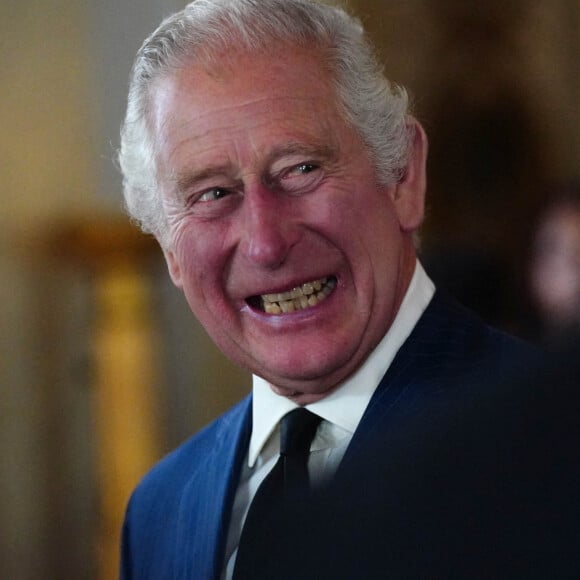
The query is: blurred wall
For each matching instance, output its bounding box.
[1,1,101,578]
[0,1,190,578]
[0,0,578,578]
[354,0,580,331]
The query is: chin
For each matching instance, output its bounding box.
[253,351,355,393]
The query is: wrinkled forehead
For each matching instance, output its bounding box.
[142,18,339,109]
[173,34,334,92]
[147,42,341,141]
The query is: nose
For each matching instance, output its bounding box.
[241,185,298,269]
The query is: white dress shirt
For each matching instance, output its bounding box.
[222,261,435,578]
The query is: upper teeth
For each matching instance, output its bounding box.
[261,277,336,314]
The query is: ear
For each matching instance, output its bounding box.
[162,247,184,289]
[391,117,428,233]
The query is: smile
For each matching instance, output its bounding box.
[249,276,337,314]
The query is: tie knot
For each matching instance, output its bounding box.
[280,408,322,457]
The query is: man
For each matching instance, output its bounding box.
[118,1,533,578]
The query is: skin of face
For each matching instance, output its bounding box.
[150,45,428,404]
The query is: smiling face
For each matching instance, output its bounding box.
[151,45,427,403]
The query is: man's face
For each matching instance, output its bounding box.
[151,46,425,402]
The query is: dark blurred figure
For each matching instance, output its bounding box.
[264,340,580,579]
[422,246,512,329]
[528,182,580,342]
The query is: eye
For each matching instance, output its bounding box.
[277,161,322,193]
[287,163,319,176]
[198,187,231,202]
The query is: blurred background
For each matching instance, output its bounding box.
[1,0,579,578]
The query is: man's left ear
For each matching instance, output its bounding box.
[391,117,428,233]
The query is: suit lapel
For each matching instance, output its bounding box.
[175,397,252,580]
[340,291,484,470]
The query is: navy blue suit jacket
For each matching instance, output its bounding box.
[120,292,532,579]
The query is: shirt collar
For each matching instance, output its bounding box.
[248,261,435,467]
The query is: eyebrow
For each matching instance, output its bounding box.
[264,142,338,167]
[171,141,338,195]
[172,164,235,196]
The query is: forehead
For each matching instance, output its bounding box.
[149,46,351,170]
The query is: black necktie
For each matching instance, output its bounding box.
[232,408,322,579]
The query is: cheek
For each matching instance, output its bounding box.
[172,220,233,294]
[308,191,402,290]
[310,182,393,231]
[171,226,207,286]
[332,191,400,252]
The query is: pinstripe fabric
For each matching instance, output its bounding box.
[121,397,252,580]
[340,291,528,474]
[120,291,529,580]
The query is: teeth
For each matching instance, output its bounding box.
[291,287,303,299]
[260,277,336,314]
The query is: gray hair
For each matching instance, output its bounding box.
[119,0,412,246]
